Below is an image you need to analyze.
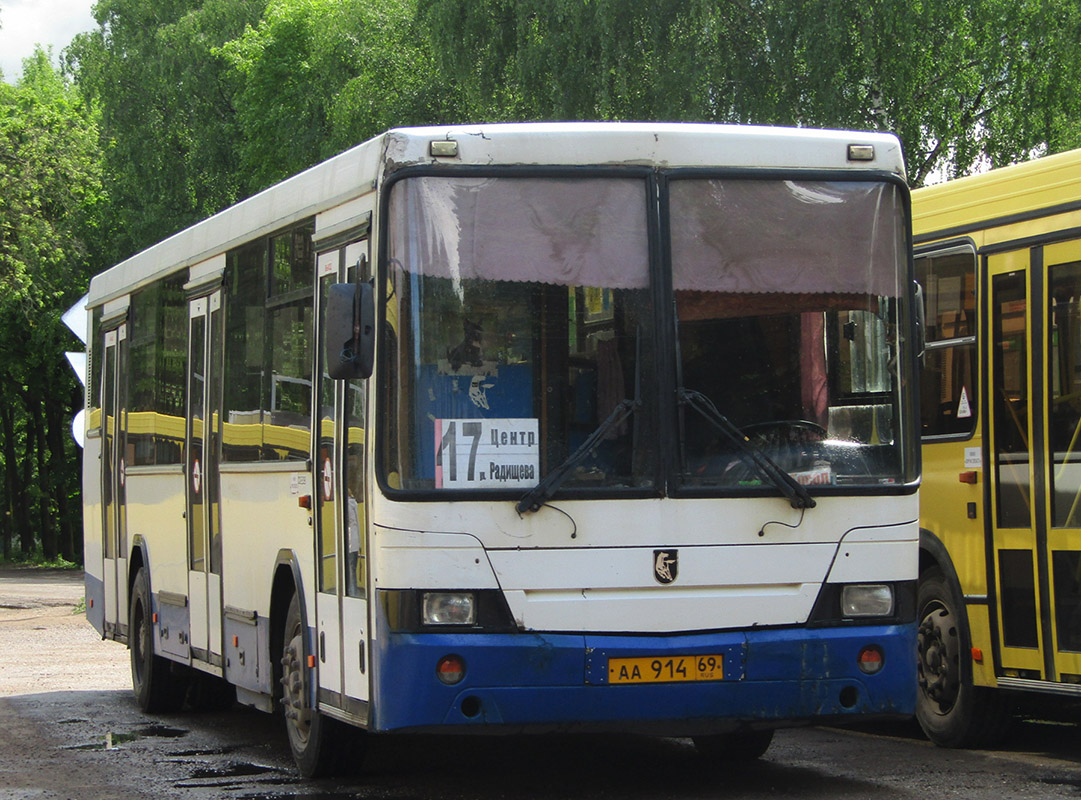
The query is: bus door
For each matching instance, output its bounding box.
[1043,238,1081,684]
[314,237,371,712]
[988,240,1081,685]
[101,322,128,638]
[186,291,225,666]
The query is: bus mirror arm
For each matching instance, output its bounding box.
[326,281,375,380]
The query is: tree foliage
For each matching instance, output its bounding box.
[65,0,267,260]
[419,0,1081,185]
[0,50,103,561]
[3,0,1081,561]
[218,0,456,190]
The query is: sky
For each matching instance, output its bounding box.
[0,0,97,83]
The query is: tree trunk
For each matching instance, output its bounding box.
[45,390,79,563]
[19,407,36,556]
[29,399,58,560]
[1,402,30,557]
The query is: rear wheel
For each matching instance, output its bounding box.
[916,567,1012,747]
[693,728,774,761]
[280,591,359,777]
[129,567,186,712]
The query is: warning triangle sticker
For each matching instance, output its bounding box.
[957,387,972,419]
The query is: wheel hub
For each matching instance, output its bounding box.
[917,605,960,711]
[281,634,313,743]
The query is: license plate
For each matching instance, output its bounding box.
[607,654,724,684]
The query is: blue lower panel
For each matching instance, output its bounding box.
[370,623,916,734]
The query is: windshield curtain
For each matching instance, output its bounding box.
[383,175,657,494]
[670,178,913,489]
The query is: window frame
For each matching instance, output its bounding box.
[915,238,979,443]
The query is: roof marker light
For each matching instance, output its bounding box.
[848,144,875,162]
[430,140,459,158]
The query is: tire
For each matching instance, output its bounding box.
[129,567,187,712]
[693,728,774,761]
[916,567,1013,747]
[280,591,360,777]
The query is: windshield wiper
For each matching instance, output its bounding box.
[516,397,640,515]
[679,388,816,510]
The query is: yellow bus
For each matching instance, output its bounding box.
[914,147,1081,746]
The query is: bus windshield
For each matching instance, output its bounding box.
[382,173,913,496]
[673,178,912,489]
[383,175,657,494]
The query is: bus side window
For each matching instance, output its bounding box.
[916,248,978,438]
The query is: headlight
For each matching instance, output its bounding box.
[422,592,476,625]
[841,584,894,617]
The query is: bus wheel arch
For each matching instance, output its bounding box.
[269,557,301,711]
[270,554,352,777]
[127,537,147,602]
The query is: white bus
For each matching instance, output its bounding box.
[83,123,921,776]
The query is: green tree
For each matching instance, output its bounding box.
[419,0,1081,185]
[218,0,457,191]
[0,49,104,561]
[66,0,266,260]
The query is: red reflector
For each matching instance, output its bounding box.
[89,598,93,608]
[857,645,884,674]
[233,635,239,648]
[152,612,158,624]
[959,471,978,484]
[298,495,312,509]
[971,647,984,663]
[437,655,466,685]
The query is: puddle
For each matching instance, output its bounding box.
[172,761,286,789]
[188,762,278,780]
[65,725,191,750]
[169,745,240,757]
[137,724,188,738]
[1042,775,1081,790]
[238,794,361,800]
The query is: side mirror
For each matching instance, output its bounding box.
[325,281,375,380]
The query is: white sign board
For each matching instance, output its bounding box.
[435,418,540,489]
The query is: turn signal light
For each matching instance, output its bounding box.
[857,645,885,675]
[437,654,466,685]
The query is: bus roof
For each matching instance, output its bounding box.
[86,122,904,308]
[912,147,1081,242]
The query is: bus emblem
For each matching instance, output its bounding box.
[654,550,678,584]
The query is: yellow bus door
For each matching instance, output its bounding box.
[1042,239,1081,686]
[989,239,1081,688]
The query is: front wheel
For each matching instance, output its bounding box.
[916,567,1012,747]
[129,567,186,712]
[280,591,360,777]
